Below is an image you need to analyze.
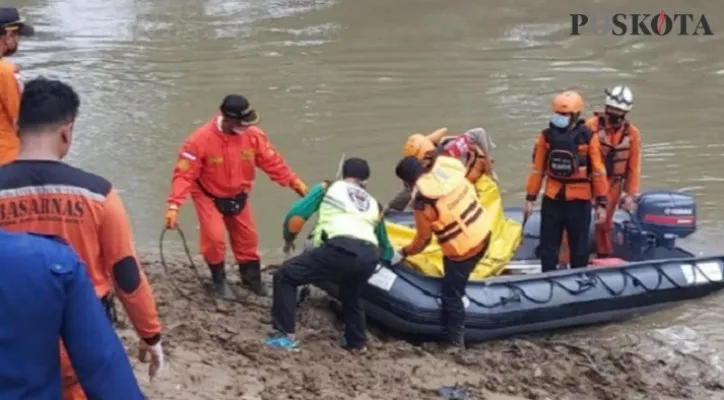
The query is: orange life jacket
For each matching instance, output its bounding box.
[591,112,631,179]
[542,121,594,183]
[437,135,488,183]
[415,155,489,257]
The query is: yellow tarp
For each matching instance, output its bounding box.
[386,175,523,281]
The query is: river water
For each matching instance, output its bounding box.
[8,0,724,374]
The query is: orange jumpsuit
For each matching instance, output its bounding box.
[167,115,305,264]
[585,113,642,256]
[0,160,162,400]
[0,58,21,165]
[525,121,609,271]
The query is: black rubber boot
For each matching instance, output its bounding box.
[239,260,267,297]
[208,263,235,300]
[443,331,466,351]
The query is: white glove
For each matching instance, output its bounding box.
[139,339,164,381]
[390,249,405,265]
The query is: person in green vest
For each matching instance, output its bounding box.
[265,157,396,351]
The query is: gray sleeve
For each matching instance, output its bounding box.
[387,187,412,212]
[463,127,496,156]
[464,127,500,183]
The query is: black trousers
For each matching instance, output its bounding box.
[441,244,487,343]
[271,236,378,349]
[539,197,592,272]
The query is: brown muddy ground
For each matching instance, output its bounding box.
[114,255,724,400]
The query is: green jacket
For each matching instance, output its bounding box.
[282,181,394,262]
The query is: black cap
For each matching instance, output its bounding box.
[0,8,34,37]
[342,158,370,181]
[219,94,260,125]
[395,156,424,185]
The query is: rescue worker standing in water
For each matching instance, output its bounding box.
[267,158,393,351]
[0,77,163,400]
[524,90,609,273]
[0,8,34,165]
[164,95,308,298]
[387,126,496,211]
[393,155,491,348]
[585,86,642,258]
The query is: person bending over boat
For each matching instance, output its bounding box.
[386,126,496,211]
[585,86,642,258]
[265,158,394,350]
[0,229,144,399]
[0,77,163,400]
[524,90,608,273]
[164,94,308,298]
[266,158,394,351]
[392,155,491,349]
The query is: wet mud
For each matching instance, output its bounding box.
[115,255,724,400]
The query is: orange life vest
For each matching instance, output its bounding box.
[415,155,489,257]
[542,121,594,183]
[592,112,631,179]
[438,135,488,183]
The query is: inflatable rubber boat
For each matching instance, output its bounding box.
[308,190,724,342]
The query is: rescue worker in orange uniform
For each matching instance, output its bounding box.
[165,95,308,298]
[524,90,609,273]
[392,155,491,348]
[585,86,641,257]
[387,127,496,211]
[0,78,163,400]
[0,8,34,165]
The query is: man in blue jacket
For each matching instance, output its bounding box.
[0,229,145,399]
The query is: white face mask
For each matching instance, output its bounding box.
[217,116,246,134]
[550,113,571,129]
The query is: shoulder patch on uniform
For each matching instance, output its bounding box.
[176,159,190,171]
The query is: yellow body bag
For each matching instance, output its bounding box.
[385,174,522,280]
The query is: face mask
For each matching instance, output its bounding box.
[550,114,570,129]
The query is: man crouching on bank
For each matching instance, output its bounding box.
[265,158,394,352]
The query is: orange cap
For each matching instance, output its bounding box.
[402,133,436,160]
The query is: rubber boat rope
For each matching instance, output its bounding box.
[385,255,722,309]
[159,226,246,305]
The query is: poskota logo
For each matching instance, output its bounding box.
[570,10,713,36]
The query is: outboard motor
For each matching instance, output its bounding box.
[613,191,696,261]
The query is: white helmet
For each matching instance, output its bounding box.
[604,85,633,112]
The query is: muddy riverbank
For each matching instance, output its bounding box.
[110,255,724,400]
